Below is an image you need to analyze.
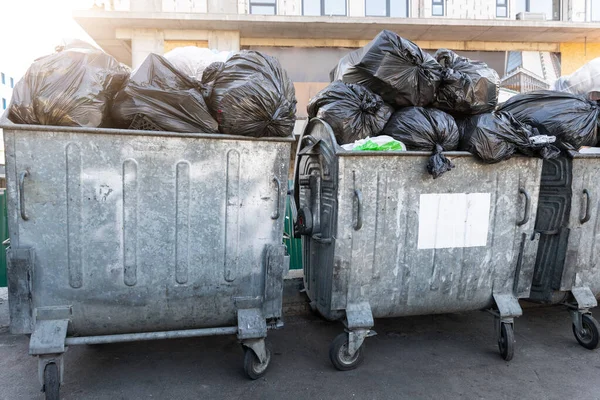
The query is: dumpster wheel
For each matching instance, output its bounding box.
[43,362,60,400]
[498,323,515,361]
[329,333,364,371]
[243,347,271,380]
[572,314,600,350]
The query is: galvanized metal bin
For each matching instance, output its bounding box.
[293,119,543,370]
[1,122,292,396]
[529,155,600,350]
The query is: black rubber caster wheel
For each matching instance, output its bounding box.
[43,362,60,400]
[573,314,600,350]
[329,332,364,371]
[243,347,271,380]
[498,322,515,361]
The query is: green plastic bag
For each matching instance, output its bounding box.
[342,135,406,152]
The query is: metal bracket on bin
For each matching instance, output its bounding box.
[237,308,268,364]
[237,308,268,340]
[490,294,522,340]
[29,306,72,356]
[566,286,597,331]
[345,302,374,357]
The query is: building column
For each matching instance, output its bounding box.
[208,31,241,51]
[131,29,165,69]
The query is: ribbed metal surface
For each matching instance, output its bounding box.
[297,119,542,321]
[3,125,291,336]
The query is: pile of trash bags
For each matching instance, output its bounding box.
[434,49,499,115]
[331,30,442,108]
[111,54,219,133]
[498,91,600,153]
[307,81,392,145]
[202,50,297,138]
[459,112,560,163]
[7,42,297,139]
[383,107,459,178]
[8,41,129,127]
[321,30,503,178]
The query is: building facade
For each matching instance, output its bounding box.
[75,0,600,119]
[0,70,15,115]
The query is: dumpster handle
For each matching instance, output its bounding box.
[353,189,363,231]
[19,171,29,221]
[271,176,281,220]
[517,187,530,226]
[581,189,591,224]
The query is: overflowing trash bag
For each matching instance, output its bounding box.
[434,49,499,115]
[341,135,406,151]
[330,30,442,108]
[553,57,600,96]
[202,50,297,138]
[382,107,459,178]
[111,53,218,133]
[164,47,230,80]
[498,90,600,152]
[307,81,393,145]
[459,112,560,164]
[8,40,129,127]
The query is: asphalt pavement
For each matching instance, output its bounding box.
[0,287,599,400]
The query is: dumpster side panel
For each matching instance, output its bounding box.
[562,156,600,297]
[334,155,541,318]
[7,128,290,336]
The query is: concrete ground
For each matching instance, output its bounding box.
[1,286,600,400]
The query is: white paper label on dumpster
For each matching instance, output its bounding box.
[417,193,491,249]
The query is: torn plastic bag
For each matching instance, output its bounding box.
[307,81,393,145]
[202,50,297,138]
[330,30,442,107]
[434,49,499,115]
[553,57,600,96]
[341,135,406,151]
[8,41,129,127]
[111,53,218,133]
[164,47,230,80]
[498,90,599,152]
[381,107,459,178]
[458,112,561,164]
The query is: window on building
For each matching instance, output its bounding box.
[432,0,444,16]
[592,0,600,21]
[515,0,559,20]
[496,0,507,17]
[10,77,14,88]
[303,0,347,16]
[366,0,409,17]
[250,0,276,14]
[1,73,4,85]
[2,98,6,110]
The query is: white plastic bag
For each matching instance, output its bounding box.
[164,47,230,80]
[553,57,600,96]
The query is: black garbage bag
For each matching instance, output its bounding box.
[202,50,297,138]
[381,107,459,178]
[307,81,393,145]
[111,53,218,133]
[330,30,442,108]
[459,112,561,163]
[498,90,600,152]
[8,41,129,127]
[434,49,499,115]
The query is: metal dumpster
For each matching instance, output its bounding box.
[293,119,543,370]
[529,155,600,350]
[1,122,292,397]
